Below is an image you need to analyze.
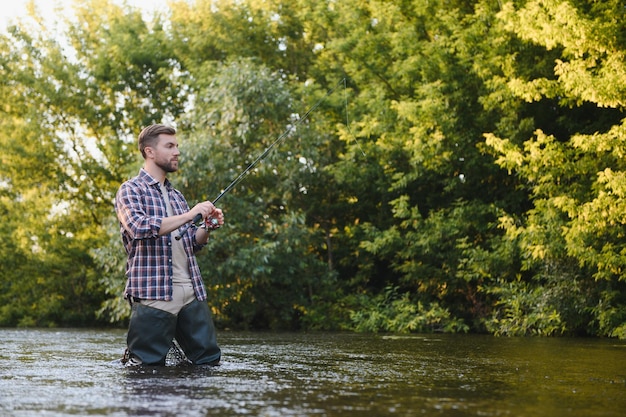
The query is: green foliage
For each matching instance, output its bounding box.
[588,288,626,338]
[349,286,469,333]
[484,0,626,338]
[2,0,626,338]
[0,0,185,327]
[91,217,129,324]
[169,58,339,330]
[483,278,566,336]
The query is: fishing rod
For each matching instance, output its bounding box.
[176,79,346,240]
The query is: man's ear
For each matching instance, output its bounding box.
[144,147,155,158]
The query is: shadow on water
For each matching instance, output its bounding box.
[0,329,625,416]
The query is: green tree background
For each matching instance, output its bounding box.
[1,0,625,338]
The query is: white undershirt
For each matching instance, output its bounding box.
[160,182,192,284]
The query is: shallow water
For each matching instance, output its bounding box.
[0,329,625,416]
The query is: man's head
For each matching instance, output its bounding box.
[138,124,180,174]
[138,124,177,159]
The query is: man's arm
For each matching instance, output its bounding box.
[195,226,210,245]
[158,201,221,236]
[158,212,198,236]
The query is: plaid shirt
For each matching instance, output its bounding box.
[115,168,208,301]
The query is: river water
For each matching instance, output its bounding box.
[0,329,624,416]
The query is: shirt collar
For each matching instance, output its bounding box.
[138,168,172,189]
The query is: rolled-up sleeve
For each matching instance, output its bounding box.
[115,181,162,240]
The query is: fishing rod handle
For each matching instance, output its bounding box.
[175,213,202,240]
[175,214,220,240]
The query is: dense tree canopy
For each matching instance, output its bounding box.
[1,0,625,337]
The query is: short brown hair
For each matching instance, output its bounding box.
[138,124,176,158]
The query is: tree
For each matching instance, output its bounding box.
[485,0,626,336]
[0,0,189,326]
[2,0,626,337]
[174,59,336,329]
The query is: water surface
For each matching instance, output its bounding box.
[0,329,624,416]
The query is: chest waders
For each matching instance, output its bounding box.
[175,299,221,365]
[126,299,221,366]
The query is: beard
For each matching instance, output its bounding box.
[156,158,178,173]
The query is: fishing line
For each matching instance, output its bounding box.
[176,77,362,240]
[343,78,366,157]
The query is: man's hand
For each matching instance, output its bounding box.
[206,208,224,229]
[189,201,218,223]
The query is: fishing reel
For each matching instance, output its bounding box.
[202,217,220,231]
[176,214,219,240]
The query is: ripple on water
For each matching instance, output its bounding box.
[1,329,626,417]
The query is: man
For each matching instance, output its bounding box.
[115,124,223,366]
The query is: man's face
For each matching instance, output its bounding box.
[150,134,180,173]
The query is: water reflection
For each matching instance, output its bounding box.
[0,329,624,416]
